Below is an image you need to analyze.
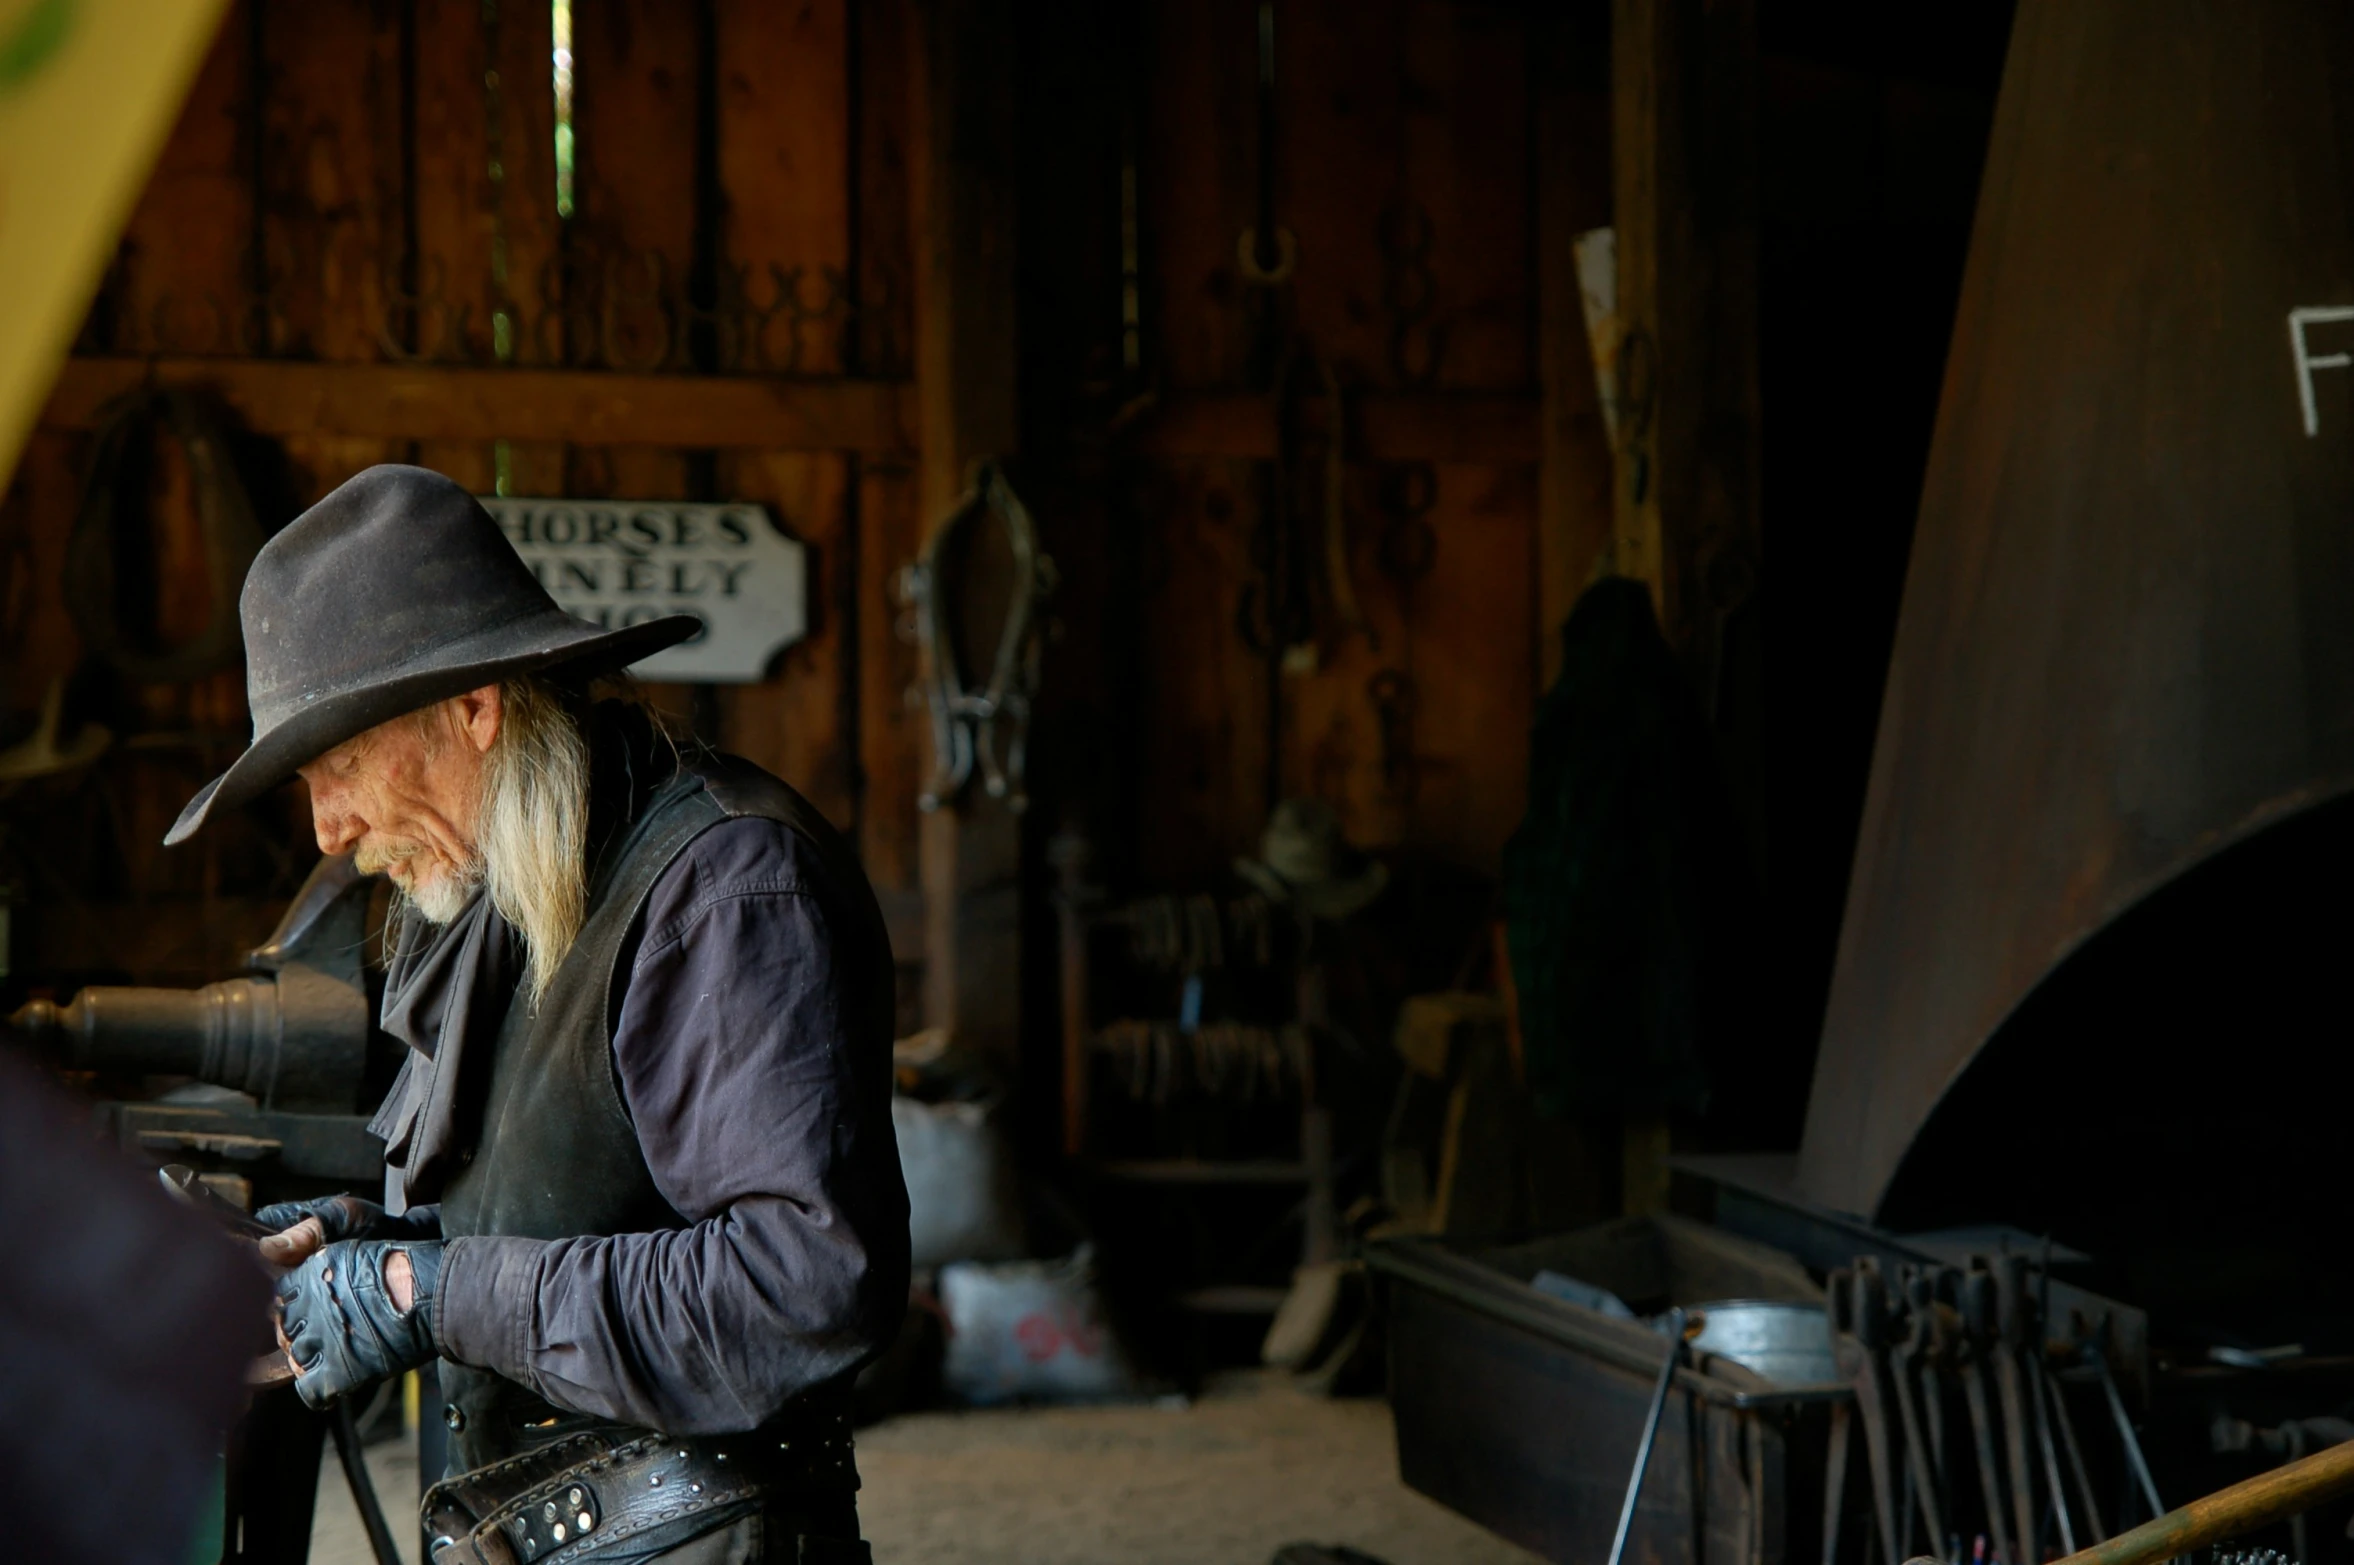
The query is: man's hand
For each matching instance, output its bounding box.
[258,1216,329,1270]
[255,1194,439,1270]
[275,1239,444,1409]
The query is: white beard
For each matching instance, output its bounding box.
[397,853,485,926]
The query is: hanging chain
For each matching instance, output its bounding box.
[481,0,516,494]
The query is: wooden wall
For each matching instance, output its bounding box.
[0,0,1609,1009]
[1132,0,1545,879]
[1,0,927,992]
[1025,0,1609,894]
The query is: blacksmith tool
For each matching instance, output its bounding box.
[2025,1344,2076,1554]
[158,1164,304,1389]
[1890,1266,1951,1560]
[1910,1268,1962,1548]
[1831,1263,1906,1565]
[1984,1259,2041,1562]
[1999,1255,2076,1555]
[157,1163,277,1239]
[2043,1350,2105,1545]
[2038,1299,2105,1544]
[1825,1380,1853,1565]
[2088,1318,2166,1526]
[1606,1306,1696,1565]
[1236,0,1295,289]
[1953,1266,2016,1565]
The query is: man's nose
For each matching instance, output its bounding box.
[310,786,365,855]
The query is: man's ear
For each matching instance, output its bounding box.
[452,684,503,755]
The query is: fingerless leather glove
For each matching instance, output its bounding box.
[254,1194,441,1243]
[277,1239,445,1410]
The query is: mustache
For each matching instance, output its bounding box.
[353,837,432,874]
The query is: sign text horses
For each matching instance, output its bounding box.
[482,498,806,682]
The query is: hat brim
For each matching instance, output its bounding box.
[1233,856,1389,920]
[165,610,699,845]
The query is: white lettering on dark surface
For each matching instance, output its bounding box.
[482,498,807,682]
[2289,306,2354,437]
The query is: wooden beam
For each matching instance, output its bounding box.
[40,357,917,453]
[1129,391,1541,466]
[910,0,1023,1075]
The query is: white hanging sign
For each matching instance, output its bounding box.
[482,497,807,683]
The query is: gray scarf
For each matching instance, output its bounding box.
[365,891,521,1211]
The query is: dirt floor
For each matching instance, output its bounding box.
[310,1374,1543,1565]
[309,1433,421,1565]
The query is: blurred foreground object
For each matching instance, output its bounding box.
[0,1048,269,1564]
[0,0,234,488]
[2045,1437,2354,1565]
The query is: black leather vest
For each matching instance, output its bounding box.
[434,752,895,1476]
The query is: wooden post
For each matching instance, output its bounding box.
[909,0,1022,1072]
[412,0,566,495]
[1611,0,1759,1215]
[853,0,929,948]
[1534,20,1617,687]
[570,0,704,740]
[714,0,857,826]
[1048,825,1091,1159]
[1609,0,1759,648]
[411,0,562,489]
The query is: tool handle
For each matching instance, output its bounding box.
[1606,1307,1689,1565]
[2051,1437,2354,1565]
[158,1163,277,1238]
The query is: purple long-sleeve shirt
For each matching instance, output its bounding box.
[431,815,907,1434]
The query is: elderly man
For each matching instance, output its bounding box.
[167,466,907,1564]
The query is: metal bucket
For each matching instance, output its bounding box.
[1690,1300,1836,1387]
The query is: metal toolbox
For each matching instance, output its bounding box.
[1369,1214,1847,1564]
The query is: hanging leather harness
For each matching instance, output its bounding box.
[63,388,265,686]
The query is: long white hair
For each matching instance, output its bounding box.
[475,677,591,1005]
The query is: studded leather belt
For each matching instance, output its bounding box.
[421,1416,864,1564]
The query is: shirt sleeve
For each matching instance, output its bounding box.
[435,817,909,1434]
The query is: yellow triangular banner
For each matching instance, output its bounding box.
[0,0,232,489]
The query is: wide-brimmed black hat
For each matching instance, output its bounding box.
[166,464,697,845]
[1233,797,1388,920]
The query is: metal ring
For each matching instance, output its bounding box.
[1236,225,1298,286]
